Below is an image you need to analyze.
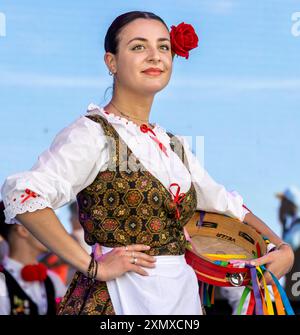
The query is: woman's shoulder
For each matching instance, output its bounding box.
[52,104,106,142]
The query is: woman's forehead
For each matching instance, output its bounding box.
[119,19,170,43]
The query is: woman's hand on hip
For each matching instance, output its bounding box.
[94,244,156,281]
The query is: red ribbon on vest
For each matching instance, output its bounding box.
[169,183,186,219]
[21,263,48,282]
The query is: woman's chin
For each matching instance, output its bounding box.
[139,82,168,95]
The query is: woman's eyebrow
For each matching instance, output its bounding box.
[127,37,170,45]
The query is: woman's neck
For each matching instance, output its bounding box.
[105,88,155,127]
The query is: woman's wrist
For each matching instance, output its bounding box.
[276,241,294,263]
[267,241,292,253]
[276,241,293,251]
[85,252,105,282]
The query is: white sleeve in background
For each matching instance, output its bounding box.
[1,116,109,224]
[177,135,250,222]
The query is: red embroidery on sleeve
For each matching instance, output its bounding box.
[20,189,40,204]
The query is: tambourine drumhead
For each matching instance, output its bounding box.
[184,211,267,287]
[191,235,254,259]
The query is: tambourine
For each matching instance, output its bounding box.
[184,211,295,315]
[184,211,267,287]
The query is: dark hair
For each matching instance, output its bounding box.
[0,200,12,241]
[103,11,169,101]
[104,11,169,55]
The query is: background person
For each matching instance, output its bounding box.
[0,201,66,315]
[276,186,300,313]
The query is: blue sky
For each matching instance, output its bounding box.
[0,1,300,234]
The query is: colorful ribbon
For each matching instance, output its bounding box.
[235,265,295,315]
[261,265,295,315]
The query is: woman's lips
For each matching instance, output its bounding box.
[142,70,163,76]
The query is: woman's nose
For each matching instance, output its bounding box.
[147,46,161,62]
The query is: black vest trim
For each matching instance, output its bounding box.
[1,268,56,315]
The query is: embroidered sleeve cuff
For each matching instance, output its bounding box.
[3,190,52,224]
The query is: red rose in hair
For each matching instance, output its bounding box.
[21,263,48,282]
[170,22,199,59]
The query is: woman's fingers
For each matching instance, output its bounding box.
[245,253,273,267]
[117,244,156,267]
[118,244,150,252]
[129,264,150,276]
[132,257,156,268]
[98,244,156,279]
[123,252,156,270]
[125,251,156,263]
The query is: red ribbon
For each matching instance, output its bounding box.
[140,124,156,136]
[246,290,256,315]
[20,188,38,204]
[140,124,169,157]
[168,183,186,219]
[242,204,252,213]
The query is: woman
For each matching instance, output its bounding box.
[1,11,294,315]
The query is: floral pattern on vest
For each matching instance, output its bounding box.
[77,114,197,256]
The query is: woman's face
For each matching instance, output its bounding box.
[106,18,173,96]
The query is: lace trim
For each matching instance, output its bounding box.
[4,196,52,224]
[86,103,166,133]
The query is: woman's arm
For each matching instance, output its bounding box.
[16,208,92,276]
[243,212,294,281]
[15,208,156,282]
[177,135,294,280]
[243,212,283,246]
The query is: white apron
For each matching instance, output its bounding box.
[99,246,202,315]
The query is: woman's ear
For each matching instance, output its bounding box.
[104,52,117,74]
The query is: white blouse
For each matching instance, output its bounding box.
[1,103,249,225]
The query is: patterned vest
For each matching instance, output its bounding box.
[76,114,197,256]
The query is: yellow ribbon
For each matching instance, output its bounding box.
[256,266,274,315]
[203,254,247,260]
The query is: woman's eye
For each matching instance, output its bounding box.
[160,45,170,51]
[132,45,145,50]
[132,44,170,51]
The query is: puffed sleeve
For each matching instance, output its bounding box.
[1,116,109,224]
[177,135,250,221]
